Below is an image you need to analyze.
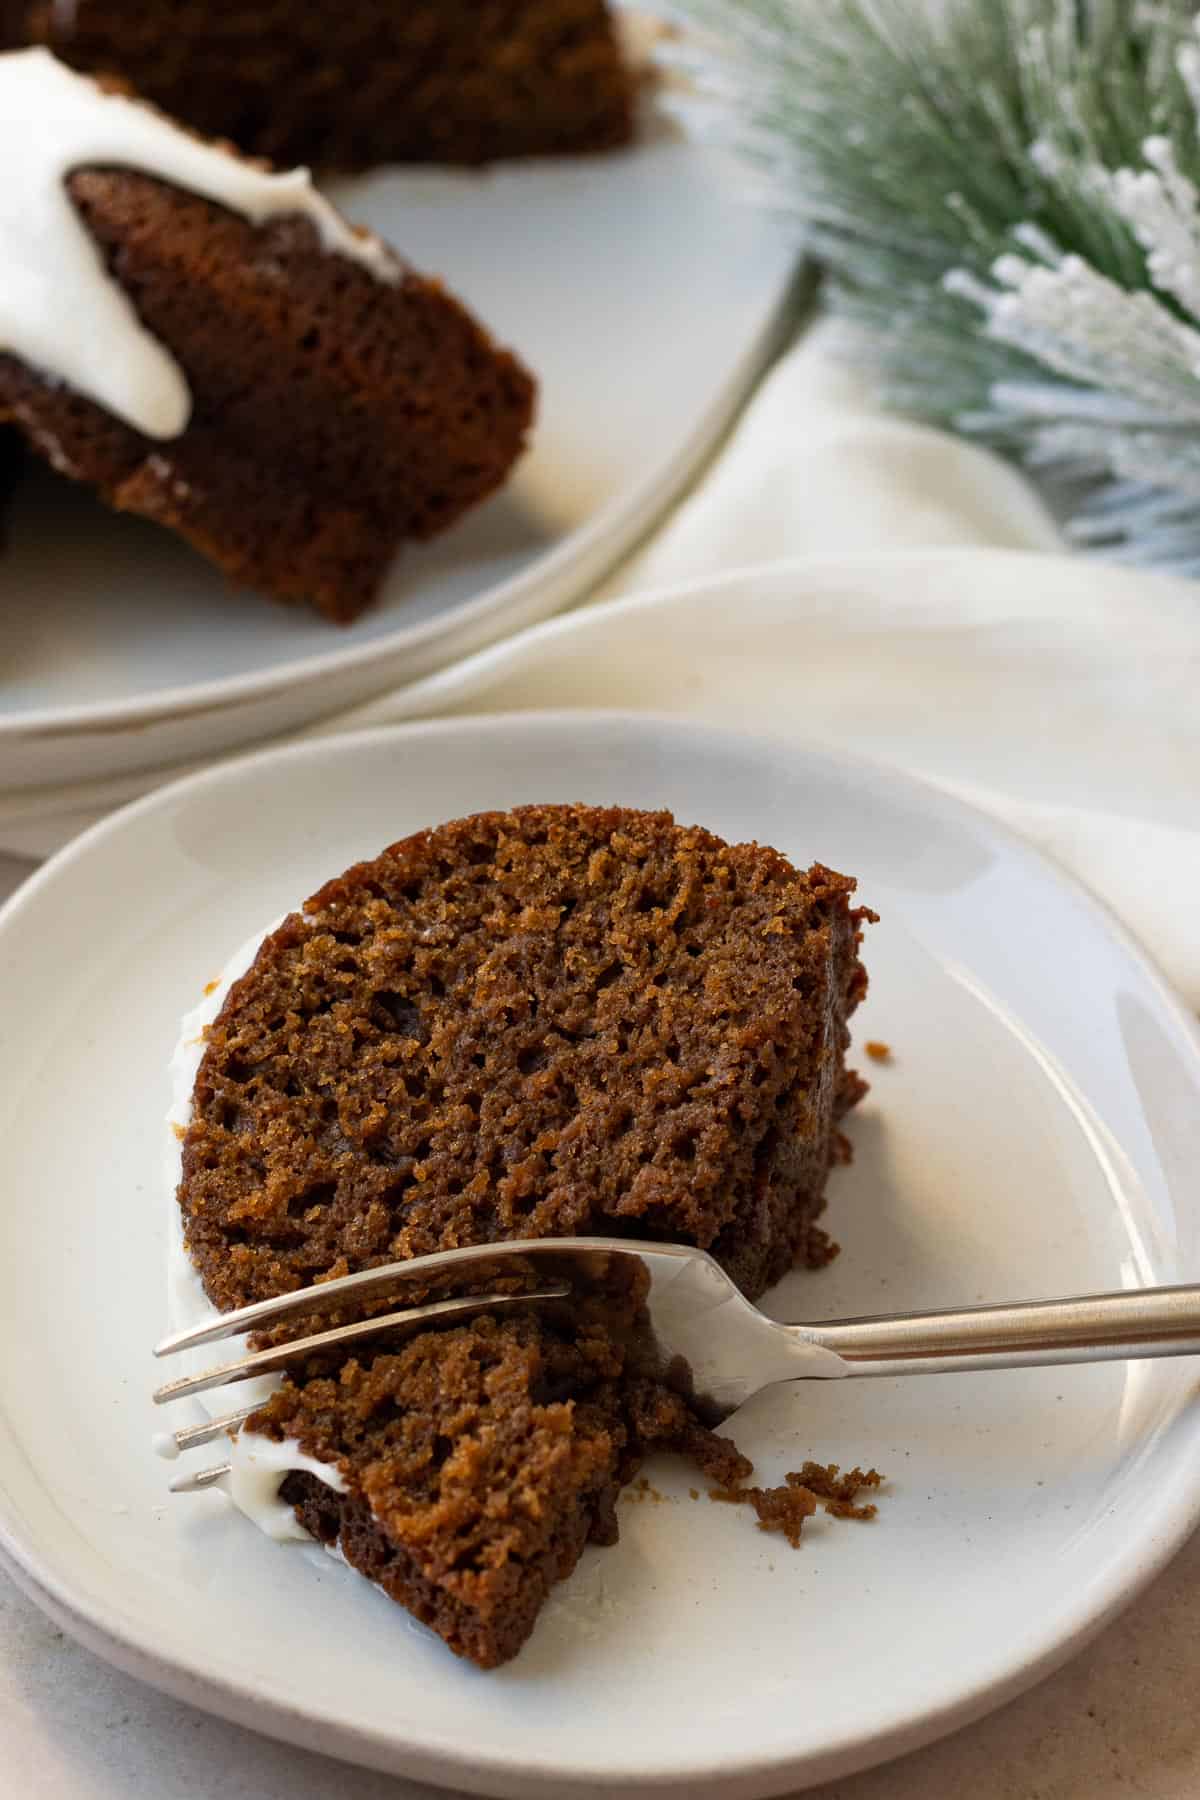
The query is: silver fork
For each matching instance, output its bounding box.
[153,1236,1200,1491]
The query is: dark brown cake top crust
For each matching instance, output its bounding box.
[25,0,635,170]
[180,804,872,1313]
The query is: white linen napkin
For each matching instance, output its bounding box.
[4,323,1199,1006]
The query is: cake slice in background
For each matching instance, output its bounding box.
[21,0,637,169]
[0,51,536,622]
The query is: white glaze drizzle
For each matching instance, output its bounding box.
[165,914,351,1543]
[0,49,399,438]
[228,1432,348,1542]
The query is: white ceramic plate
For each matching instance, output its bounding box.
[1,713,1198,1800]
[0,122,797,792]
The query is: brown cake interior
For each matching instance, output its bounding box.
[25,0,636,169]
[0,167,535,622]
[182,806,870,1306]
[179,804,873,1665]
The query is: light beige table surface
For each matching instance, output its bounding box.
[3,850,1197,1800]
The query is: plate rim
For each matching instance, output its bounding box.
[3,708,1200,1798]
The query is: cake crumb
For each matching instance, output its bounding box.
[793,1461,884,1521]
[203,979,220,996]
[623,1476,670,1508]
[732,1481,817,1548]
[688,1487,699,1501]
[708,1462,884,1546]
[865,1040,892,1062]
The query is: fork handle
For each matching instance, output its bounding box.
[797,1284,1200,1377]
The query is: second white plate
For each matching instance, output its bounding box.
[1,124,796,789]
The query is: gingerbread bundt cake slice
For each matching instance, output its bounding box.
[23,0,637,169]
[173,805,874,1664]
[0,50,535,621]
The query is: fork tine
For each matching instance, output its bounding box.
[154,1238,568,1358]
[153,1284,570,1405]
[169,1462,232,1494]
[171,1405,260,1453]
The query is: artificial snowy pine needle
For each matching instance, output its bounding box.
[668,0,1200,575]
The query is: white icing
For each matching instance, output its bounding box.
[0,50,399,438]
[166,914,349,1545]
[228,1432,348,1543]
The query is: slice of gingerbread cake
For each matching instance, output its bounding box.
[172,804,874,1665]
[0,50,536,621]
[22,0,637,169]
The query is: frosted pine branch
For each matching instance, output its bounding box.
[951,255,1200,415]
[669,0,1200,576]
